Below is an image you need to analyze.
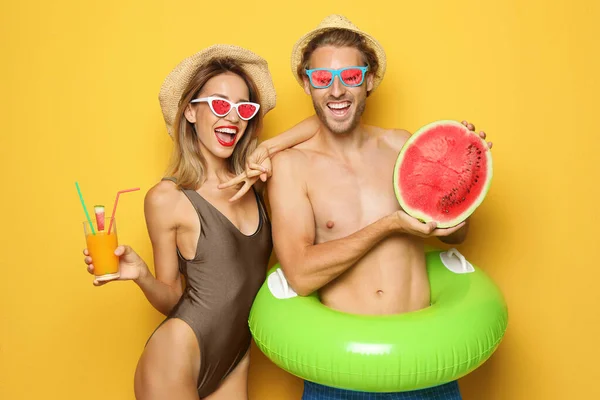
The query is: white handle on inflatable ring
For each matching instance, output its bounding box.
[440,248,475,274]
[267,268,298,299]
[448,248,468,272]
[276,268,289,297]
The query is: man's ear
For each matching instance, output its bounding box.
[184,104,196,123]
[302,76,312,96]
[366,72,374,93]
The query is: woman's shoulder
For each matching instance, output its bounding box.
[145,178,185,215]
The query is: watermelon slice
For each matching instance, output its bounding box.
[393,120,493,228]
[94,205,105,231]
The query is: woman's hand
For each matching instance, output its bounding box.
[83,245,148,286]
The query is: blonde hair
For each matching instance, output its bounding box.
[165,58,262,190]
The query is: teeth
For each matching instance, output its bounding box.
[328,102,351,109]
[215,128,237,134]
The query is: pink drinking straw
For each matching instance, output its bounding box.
[107,188,140,234]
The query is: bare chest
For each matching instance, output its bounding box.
[306,153,400,242]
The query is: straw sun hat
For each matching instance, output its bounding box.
[158,44,277,138]
[290,14,387,92]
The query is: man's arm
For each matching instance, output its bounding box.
[438,219,469,244]
[267,149,465,296]
[267,149,396,295]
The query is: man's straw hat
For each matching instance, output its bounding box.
[159,44,276,138]
[290,14,387,92]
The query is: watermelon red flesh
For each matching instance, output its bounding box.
[393,120,492,228]
[94,205,105,231]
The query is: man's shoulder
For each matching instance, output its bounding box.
[272,146,310,168]
[268,147,310,195]
[365,125,411,152]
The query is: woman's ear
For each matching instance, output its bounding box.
[184,104,197,123]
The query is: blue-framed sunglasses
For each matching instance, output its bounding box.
[305,66,369,89]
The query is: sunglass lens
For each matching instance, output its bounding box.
[341,68,364,86]
[211,99,231,116]
[311,70,333,87]
[238,103,258,119]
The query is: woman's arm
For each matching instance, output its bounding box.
[134,181,185,315]
[219,115,320,201]
[256,115,320,158]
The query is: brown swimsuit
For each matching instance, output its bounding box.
[152,178,272,397]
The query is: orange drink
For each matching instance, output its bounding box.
[84,217,120,281]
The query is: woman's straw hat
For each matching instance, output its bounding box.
[159,44,276,138]
[290,14,387,92]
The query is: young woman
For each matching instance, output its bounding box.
[82,44,316,399]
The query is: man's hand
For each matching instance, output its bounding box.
[462,120,493,150]
[391,210,466,238]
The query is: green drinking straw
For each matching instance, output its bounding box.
[75,181,96,235]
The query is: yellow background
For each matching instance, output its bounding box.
[1,0,598,399]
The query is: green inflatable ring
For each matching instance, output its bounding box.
[249,247,508,392]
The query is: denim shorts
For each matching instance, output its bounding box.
[301,380,462,400]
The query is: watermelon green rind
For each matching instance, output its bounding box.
[393,120,493,228]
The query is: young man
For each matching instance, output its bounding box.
[267,14,493,399]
